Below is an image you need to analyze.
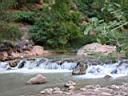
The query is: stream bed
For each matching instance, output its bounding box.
[1,57,128,96]
[1,73,128,96]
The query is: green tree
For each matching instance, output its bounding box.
[30,0,84,48]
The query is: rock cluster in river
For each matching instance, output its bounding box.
[40,81,77,95]
[77,84,128,96]
[40,87,63,95]
[37,83,128,96]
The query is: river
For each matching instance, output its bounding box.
[1,57,128,96]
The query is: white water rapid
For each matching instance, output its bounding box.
[0,58,128,79]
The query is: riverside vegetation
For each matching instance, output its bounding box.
[0,0,128,58]
[0,1,128,96]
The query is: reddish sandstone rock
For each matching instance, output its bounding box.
[26,74,47,84]
[10,52,22,58]
[77,43,116,56]
[0,51,8,60]
[0,44,52,60]
[31,46,44,56]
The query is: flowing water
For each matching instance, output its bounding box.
[1,58,128,79]
[1,57,128,96]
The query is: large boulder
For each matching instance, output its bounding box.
[31,45,44,56]
[26,74,47,84]
[77,43,116,56]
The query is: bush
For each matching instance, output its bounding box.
[84,3,128,52]
[13,11,35,24]
[0,21,22,42]
[30,0,84,48]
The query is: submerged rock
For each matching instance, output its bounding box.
[9,60,18,67]
[104,75,112,79]
[72,61,88,75]
[100,92,112,96]
[40,88,53,94]
[41,87,63,95]
[64,80,76,90]
[17,60,26,68]
[68,85,75,90]
[64,80,76,87]
[26,74,47,84]
[53,91,63,94]
[53,87,61,92]
[109,85,120,90]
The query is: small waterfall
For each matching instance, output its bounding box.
[76,61,128,79]
[1,58,128,79]
[0,58,77,73]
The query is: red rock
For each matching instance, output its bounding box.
[26,74,47,84]
[77,43,116,56]
[11,52,21,58]
[0,51,8,60]
[31,46,44,56]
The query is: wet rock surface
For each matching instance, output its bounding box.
[26,74,47,84]
[40,87,63,95]
[39,81,77,96]
[72,61,88,75]
[64,80,76,90]
[37,83,128,96]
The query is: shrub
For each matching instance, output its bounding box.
[84,3,128,52]
[13,11,35,24]
[30,0,84,48]
[0,21,22,42]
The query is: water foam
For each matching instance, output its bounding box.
[0,58,128,79]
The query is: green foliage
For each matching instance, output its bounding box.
[14,11,35,24]
[74,0,128,21]
[43,0,54,4]
[84,3,128,52]
[0,21,22,42]
[73,0,94,16]
[0,0,16,10]
[0,0,42,10]
[0,0,41,21]
[88,52,117,63]
[0,0,128,54]
[15,0,41,8]
[30,0,84,48]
